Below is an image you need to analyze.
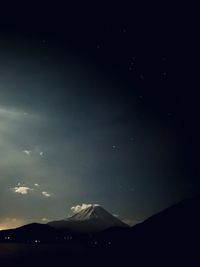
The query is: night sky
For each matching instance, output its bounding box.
[0,3,199,229]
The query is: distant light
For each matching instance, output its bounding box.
[34,240,40,243]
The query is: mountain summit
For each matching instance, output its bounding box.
[48,204,128,232]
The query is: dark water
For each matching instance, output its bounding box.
[0,242,196,266]
[0,243,95,266]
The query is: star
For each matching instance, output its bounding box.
[112,145,117,150]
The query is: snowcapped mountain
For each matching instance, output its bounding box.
[48,204,128,232]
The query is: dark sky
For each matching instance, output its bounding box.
[0,3,199,229]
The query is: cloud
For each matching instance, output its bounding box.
[34,183,40,186]
[71,203,99,213]
[0,217,26,230]
[42,191,51,197]
[122,219,140,226]
[39,152,43,156]
[41,218,48,222]
[22,150,31,155]
[12,186,33,195]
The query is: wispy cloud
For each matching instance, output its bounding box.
[39,152,43,156]
[122,218,140,226]
[34,183,40,187]
[12,186,33,195]
[42,191,51,197]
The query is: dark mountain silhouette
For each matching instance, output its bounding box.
[48,204,128,232]
[0,223,64,243]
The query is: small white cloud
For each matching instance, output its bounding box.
[71,203,99,213]
[34,183,40,187]
[12,186,33,195]
[42,191,51,197]
[23,150,31,155]
[39,152,43,156]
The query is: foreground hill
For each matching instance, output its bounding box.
[103,195,200,265]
